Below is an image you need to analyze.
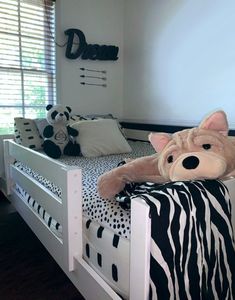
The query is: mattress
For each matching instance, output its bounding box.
[13,140,155,298]
[14,140,154,239]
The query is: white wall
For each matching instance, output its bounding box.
[123,0,235,128]
[56,0,124,117]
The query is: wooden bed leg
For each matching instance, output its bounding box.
[130,197,151,300]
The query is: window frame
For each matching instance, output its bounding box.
[0,0,56,134]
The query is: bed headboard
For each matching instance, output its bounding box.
[120,121,235,141]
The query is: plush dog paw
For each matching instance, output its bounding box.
[97,172,126,199]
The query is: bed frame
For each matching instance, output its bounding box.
[2,121,235,300]
[3,139,151,300]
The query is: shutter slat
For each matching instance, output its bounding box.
[0,0,56,133]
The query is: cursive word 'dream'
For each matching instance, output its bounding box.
[64,29,119,61]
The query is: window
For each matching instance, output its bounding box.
[0,0,56,134]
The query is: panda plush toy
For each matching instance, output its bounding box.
[43,104,81,159]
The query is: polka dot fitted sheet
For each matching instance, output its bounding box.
[14,140,155,239]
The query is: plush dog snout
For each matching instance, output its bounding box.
[182,156,200,170]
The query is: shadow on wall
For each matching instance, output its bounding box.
[146,0,185,35]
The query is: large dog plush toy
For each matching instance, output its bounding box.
[43,104,81,159]
[98,110,235,199]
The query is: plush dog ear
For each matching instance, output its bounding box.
[199,110,229,136]
[149,132,172,152]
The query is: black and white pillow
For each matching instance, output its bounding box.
[14,117,43,150]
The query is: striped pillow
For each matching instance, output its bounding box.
[14,117,43,150]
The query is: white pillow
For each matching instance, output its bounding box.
[14,117,43,150]
[71,119,132,157]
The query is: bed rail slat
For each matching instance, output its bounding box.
[11,165,63,224]
[6,139,77,187]
[10,190,65,268]
[130,198,151,300]
[61,168,83,271]
[72,257,122,300]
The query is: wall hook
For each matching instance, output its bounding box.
[80,82,107,87]
[80,67,106,74]
[80,75,106,81]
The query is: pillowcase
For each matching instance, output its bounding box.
[84,113,115,120]
[71,119,132,157]
[34,118,49,137]
[14,117,43,150]
[69,113,115,126]
[69,115,85,125]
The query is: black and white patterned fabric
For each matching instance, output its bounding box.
[116,179,235,299]
[82,216,130,298]
[14,117,43,150]
[15,184,62,237]
[14,140,155,238]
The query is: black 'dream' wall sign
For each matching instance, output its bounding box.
[64,28,119,61]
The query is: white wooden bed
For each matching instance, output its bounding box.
[3,138,152,300]
[2,136,235,300]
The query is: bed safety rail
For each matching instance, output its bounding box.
[3,139,152,300]
[3,139,82,272]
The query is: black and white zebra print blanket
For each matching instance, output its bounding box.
[117,179,235,299]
